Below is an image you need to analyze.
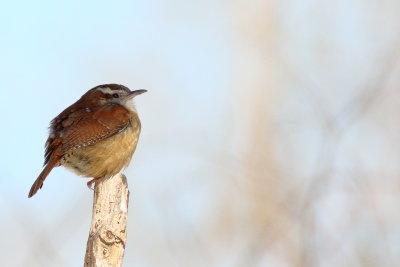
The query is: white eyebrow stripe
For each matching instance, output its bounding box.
[96,87,114,94]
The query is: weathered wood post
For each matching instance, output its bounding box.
[84,173,129,267]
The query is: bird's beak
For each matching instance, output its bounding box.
[126,89,147,99]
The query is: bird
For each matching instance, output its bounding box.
[28,84,146,198]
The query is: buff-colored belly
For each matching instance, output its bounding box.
[61,124,140,178]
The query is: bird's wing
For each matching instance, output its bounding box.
[31,104,132,198]
[60,104,132,153]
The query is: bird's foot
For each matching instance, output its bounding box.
[87,177,100,190]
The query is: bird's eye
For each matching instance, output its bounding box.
[112,93,119,98]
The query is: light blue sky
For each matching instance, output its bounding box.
[0,0,231,193]
[0,1,235,265]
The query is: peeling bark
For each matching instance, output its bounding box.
[84,173,129,267]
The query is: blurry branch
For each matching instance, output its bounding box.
[285,46,400,267]
[84,173,130,267]
[334,53,400,134]
[283,47,400,136]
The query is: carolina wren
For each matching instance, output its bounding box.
[28,84,146,198]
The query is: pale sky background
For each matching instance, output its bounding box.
[1,1,400,267]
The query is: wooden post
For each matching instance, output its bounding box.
[84,173,130,267]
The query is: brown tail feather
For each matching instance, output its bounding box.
[28,159,59,198]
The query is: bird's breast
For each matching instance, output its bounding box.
[61,116,141,178]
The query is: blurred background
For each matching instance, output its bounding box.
[0,0,399,266]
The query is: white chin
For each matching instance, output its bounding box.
[123,98,136,111]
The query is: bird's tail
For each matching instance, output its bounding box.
[28,159,58,198]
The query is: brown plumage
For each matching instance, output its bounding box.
[28,84,146,198]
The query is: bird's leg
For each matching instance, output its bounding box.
[87,177,101,189]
